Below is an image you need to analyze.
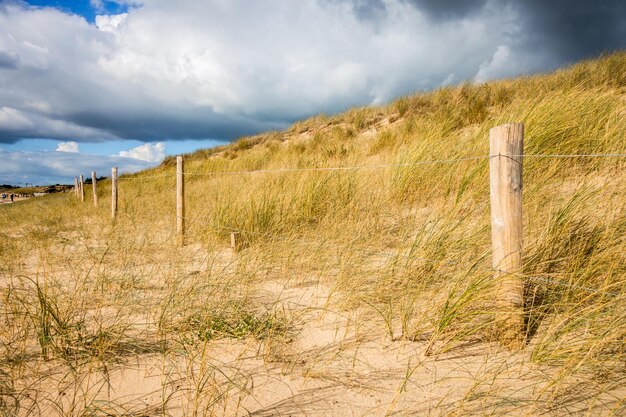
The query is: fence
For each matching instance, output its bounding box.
[69,122,625,349]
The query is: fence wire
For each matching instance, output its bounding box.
[178,152,625,177]
[67,151,625,297]
[74,152,625,182]
[178,212,621,297]
[518,153,626,159]
[182,156,489,176]
[117,173,172,181]
[521,275,621,297]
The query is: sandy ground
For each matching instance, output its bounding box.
[0,195,34,204]
[2,242,624,417]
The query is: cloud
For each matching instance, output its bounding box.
[56,141,80,153]
[0,107,34,131]
[0,0,624,147]
[0,106,118,143]
[404,0,488,20]
[95,13,127,33]
[474,45,515,83]
[0,50,18,69]
[0,148,152,186]
[118,142,165,162]
[90,0,105,13]
[513,0,626,63]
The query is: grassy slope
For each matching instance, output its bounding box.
[0,53,624,415]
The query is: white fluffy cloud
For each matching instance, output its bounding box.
[56,141,79,152]
[95,12,127,33]
[0,0,559,145]
[118,142,165,162]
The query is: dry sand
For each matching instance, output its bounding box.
[2,242,623,417]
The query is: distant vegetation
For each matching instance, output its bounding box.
[1,52,624,415]
[0,184,71,195]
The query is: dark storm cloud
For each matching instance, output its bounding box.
[404,0,626,61]
[515,0,626,62]
[351,0,387,22]
[403,0,488,20]
[0,110,284,144]
[64,111,283,143]
[0,50,18,69]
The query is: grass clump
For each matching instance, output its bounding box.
[189,306,290,342]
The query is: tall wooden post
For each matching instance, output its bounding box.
[92,171,98,207]
[111,167,118,219]
[79,175,85,202]
[489,122,525,350]
[176,156,185,244]
[74,177,78,197]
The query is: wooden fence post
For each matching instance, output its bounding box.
[489,122,525,350]
[176,156,185,244]
[79,175,85,202]
[230,232,241,252]
[92,171,98,207]
[74,177,79,198]
[111,167,118,219]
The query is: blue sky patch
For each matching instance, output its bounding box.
[24,0,129,23]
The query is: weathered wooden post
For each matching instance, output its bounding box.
[79,175,85,202]
[176,156,185,244]
[111,167,118,219]
[74,176,79,197]
[230,232,241,252]
[489,122,525,350]
[92,171,98,207]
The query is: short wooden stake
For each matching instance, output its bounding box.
[92,171,98,207]
[111,167,118,219]
[489,122,525,350]
[230,232,241,252]
[74,177,79,197]
[79,175,85,202]
[176,156,185,244]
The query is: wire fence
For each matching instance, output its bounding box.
[181,156,489,176]
[177,213,623,297]
[178,153,626,177]
[69,149,626,299]
[117,173,172,181]
[104,153,626,181]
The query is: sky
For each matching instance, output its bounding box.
[0,0,624,185]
